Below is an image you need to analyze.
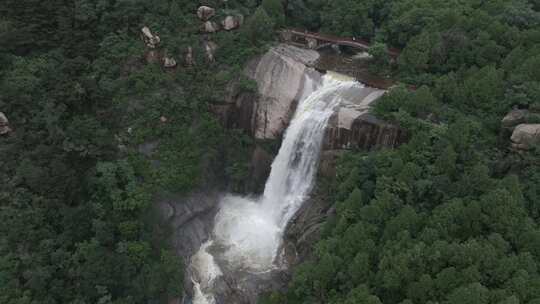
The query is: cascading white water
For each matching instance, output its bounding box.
[190,74,364,303]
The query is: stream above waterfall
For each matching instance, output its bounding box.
[188,73,372,304]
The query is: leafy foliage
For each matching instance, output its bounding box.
[258,1,540,304]
[0,0,274,303]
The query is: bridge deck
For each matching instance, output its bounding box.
[284,29,400,58]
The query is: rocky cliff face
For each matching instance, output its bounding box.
[173,44,407,303]
[158,191,222,298]
[219,44,406,151]
[325,113,406,150]
[323,84,406,151]
[211,44,321,139]
[245,45,321,139]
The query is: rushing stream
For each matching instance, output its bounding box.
[189,74,365,304]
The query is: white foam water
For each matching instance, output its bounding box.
[190,74,365,303]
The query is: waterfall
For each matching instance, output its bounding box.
[190,74,364,303]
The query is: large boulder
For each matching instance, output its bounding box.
[511,124,540,150]
[162,56,177,68]
[197,6,215,21]
[221,15,244,30]
[0,112,11,135]
[306,37,318,49]
[141,26,160,48]
[502,109,529,129]
[202,21,220,33]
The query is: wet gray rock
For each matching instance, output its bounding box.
[248,145,273,192]
[160,191,221,304]
[282,187,334,266]
[325,112,406,150]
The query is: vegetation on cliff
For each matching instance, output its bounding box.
[262,0,540,303]
[0,0,278,303]
[3,0,540,303]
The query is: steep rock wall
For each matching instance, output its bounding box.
[218,44,406,150]
[210,44,321,139]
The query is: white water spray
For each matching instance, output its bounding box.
[190,74,365,303]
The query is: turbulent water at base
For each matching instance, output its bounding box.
[189,74,363,304]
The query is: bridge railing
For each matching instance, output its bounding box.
[280,28,400,58]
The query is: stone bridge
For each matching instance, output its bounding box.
[280,28,400,58]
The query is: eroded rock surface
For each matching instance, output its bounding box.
[283,188,334,266]
[197,6,215,21]
[141,26,160,48]
[245,44,321,139]
[160,191,221,258]
[221,15,244,30]
[511,124,540,150]
[502,109,529,129]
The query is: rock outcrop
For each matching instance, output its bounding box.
[0,112,11,135]
[501,109,540,150]
[141,26,179,69]
[197,6,215,21]
[502,109,529,129]
[210,44,321,139]
[244,44,321,139]
[248,145,273,192]
[221,15,244,30]
[203,40,218,62]
[323,84,405,150]
[325,112,406,150]
[215,44,406,150]
[282,186,334,266]
[141,26,160,48]
[184,47,195,66]
[511,124,540,150]
[163,56,177,68]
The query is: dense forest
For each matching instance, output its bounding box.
[0,0,270,303]
[265,0,540,304]
[2,0,540,303]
